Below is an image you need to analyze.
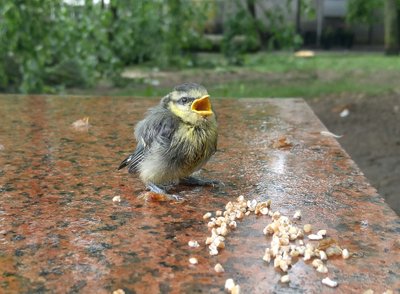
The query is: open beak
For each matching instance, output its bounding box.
[191,95,213,117]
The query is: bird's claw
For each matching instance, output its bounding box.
[168,194,184,202]
[144,183,184,202]
[209,179,225,188]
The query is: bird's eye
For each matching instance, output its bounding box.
[179,97,188,104]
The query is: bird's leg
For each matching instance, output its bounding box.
[146,182,183,201]
[181,176,223,187]
[147,182,168,194]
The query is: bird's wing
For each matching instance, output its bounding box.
[135,107,179,149]
[117,142,145,173]
[119,108,178,173]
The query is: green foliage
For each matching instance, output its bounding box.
[0,0,211,93]
[0,0,119,93]
[222,0,310,64]
[264,7,302,50]
[346,0,383,25]
[222,2,261,65]
[1,0,355,94]
[107,0,211,68]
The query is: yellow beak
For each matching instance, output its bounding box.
[191,95,213,117]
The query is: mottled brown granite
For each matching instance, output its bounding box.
[0,96,398,294]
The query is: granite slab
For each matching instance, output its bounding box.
[0,95,398,293]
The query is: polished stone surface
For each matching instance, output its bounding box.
[0,95,398,293]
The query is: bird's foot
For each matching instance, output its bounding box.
[147,182,168,194]
[144,183,184,202]
[181,176,224,188]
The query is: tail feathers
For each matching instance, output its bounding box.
[118,155,131,170]
[118,151,144,173]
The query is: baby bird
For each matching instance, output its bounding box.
[118,83,218,198]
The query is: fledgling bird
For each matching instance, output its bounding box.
[118,83,218,199]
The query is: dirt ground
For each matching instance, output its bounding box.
[309,94,400,215]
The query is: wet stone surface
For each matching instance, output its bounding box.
[0,96,399,293]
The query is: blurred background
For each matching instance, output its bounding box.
[0,0,399,214]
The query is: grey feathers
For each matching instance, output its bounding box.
[174,83,207,93]
[117,144,144,172]
[135,106,180,148]
[119,106,179,173]
[118,83,218,185]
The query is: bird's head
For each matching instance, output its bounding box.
[161,83,214,124]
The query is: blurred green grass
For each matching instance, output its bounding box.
[73,52,400,98]
[245,51,400,72]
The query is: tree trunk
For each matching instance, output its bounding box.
[245,0,262,45]
[316,0,324,47]
[296,0,301,34]
[108,1,118,43]
[246,0,256,19]
[368,24,373,45]
[384,0,399,55]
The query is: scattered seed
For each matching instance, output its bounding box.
[203,196,348,291]
[214,238,225,249]
[263,224,273,235]
[279,260,289,272]
[209,246,218,256]
[189,257,198,265]
[319,250,328,261]
[296,229,304,239]
[272,211,281,220]
[214,263,225,273]
[321,277,338,288]
[225,279,235,291]
[72,117,89,130]
[247,199,257,211]
[231,285,241,294]
[207,221,215,228]
[320,131,343,138]
[312,259,323,268]
[304,251,312,261]
[280,275,290,283]
[203,212,212,220]
[303,224,312,233]
[263,249,272,263]
[225,202,234,211]
[188,240,200,248]
[293,210,301,220]
[308,234,323,240]
[228,221,237,229]
[236,211,244,219]
[112,196,121,202]
[316,264,328,273]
